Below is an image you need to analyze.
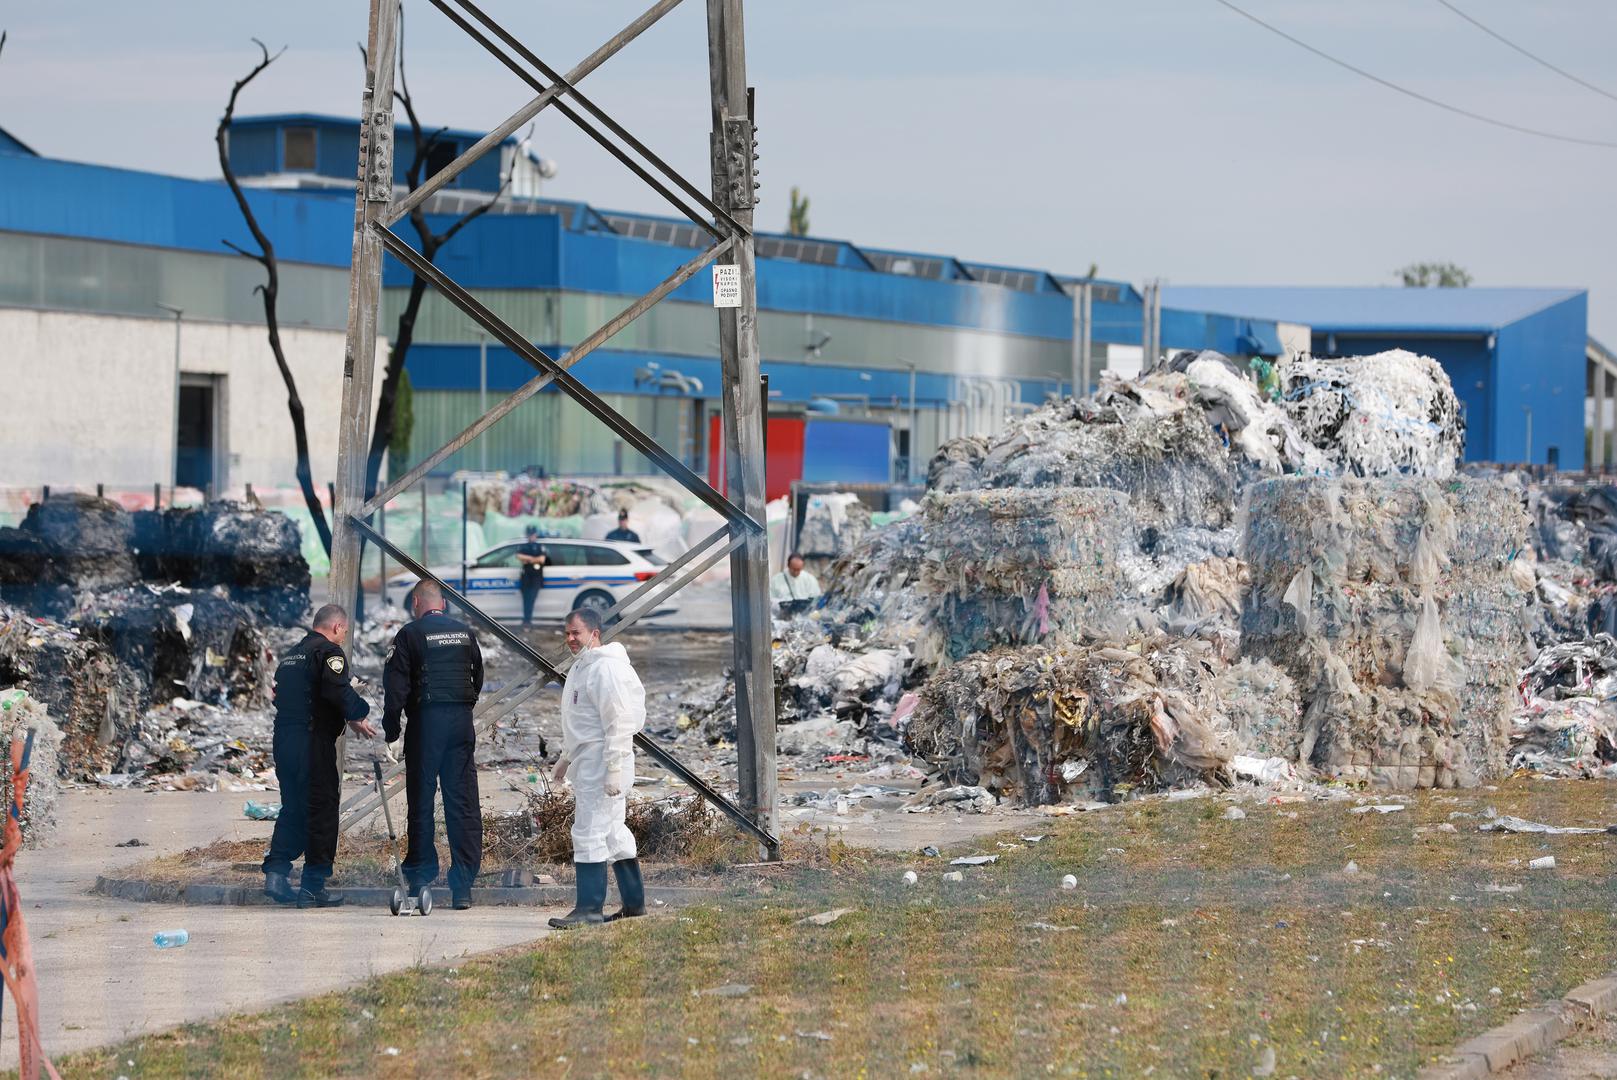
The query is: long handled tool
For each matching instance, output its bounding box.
[374,761,430,917]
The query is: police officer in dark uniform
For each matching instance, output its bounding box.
[382,580,485,909]
[262,603,376,908]
[604,510,639,543]
[516,524,547,630]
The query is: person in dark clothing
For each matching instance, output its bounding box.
[604,510,640,544]
[382,580,485,909]
[262,603,376,908]
[516,524,547,629]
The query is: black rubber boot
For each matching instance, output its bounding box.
[548,862,607,929]
[296,885,346,909]
[263,872,297,905]
[452,892,472,910]
[606,859,646,922]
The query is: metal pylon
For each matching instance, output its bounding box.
[330,0,776,853]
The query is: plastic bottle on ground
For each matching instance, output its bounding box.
[153,930,189,949]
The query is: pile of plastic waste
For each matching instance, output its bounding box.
[1511,636,1617,777]
[0,690,63,847]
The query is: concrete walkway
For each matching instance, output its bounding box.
[2,787,563,1066]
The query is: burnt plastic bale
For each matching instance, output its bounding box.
[907,634,1232,806]
[0,527,72,617]
[0,690,63,847]
[921,488,1141,660]
[132,504,310,626]
[0,604,139,778]
[974,402,1239,533]
[18,493,137,592]
[1240,476,1532,788]
[69,588,271,714]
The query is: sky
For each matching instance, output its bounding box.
[4,0,1615,341]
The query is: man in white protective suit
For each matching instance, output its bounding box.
[547,607,647,928]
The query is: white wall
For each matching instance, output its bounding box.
[0,309,385,490]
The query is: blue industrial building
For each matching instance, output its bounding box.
[1164,286,1589,469]
[0,110,1592,480]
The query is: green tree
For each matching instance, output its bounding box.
[787,186,810,236]
[388,369,415,483]
[1397,262,1472,288]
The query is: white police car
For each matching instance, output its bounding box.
[383,538,677,623]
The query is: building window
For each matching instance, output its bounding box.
[283,127,316,171]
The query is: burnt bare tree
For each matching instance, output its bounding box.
[216,40,333,555]
[363,5,516,500]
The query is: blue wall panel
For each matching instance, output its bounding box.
[801,420,893,484]
[0,154,355,267]
[230,128,278,177]
[1494,294,1587,468]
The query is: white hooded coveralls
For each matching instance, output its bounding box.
[560,642,645,864]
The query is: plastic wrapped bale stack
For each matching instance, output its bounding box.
[921,488,1141,661]
[906,635,1231,806]
[1240,476,1532,788]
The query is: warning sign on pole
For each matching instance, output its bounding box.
[712,264,741,308]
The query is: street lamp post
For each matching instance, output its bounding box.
[155,303,184,488]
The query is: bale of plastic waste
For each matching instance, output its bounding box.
[926,436,988,494]
[0,527,72,617]
[133,504,310,625]
[1279,350,1464,478]
[907,632,1232,806]
[798,493,872,559]
[921,488,1140,660]
[972,396,1239,533]
[0,690,63,847]
[1241,475,1532,788]
[17,493,138,592]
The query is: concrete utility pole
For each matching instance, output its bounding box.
[707,0,777,851]
[330,1,399,773]
[331,0,399,625]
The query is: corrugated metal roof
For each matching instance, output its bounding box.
[1160,285,1584,333]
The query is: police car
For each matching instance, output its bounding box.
[383,539,678,623]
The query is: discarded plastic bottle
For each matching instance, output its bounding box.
[153,930,189,949]
[243,801,281,821]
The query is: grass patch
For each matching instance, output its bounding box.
[55,777,1617,1078]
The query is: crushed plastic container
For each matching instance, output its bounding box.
[153,930,189,949]
[243,801,281,821]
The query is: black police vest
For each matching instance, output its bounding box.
[418,621,478,706]
[272,634,320,727]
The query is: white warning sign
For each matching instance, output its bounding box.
[712,263,741,308]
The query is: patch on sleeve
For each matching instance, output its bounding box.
[385,645,395,662]
[326,655,346,675]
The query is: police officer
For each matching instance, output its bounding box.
[515,524,546,630]
[382,580,485,909]
[261,603,376,908]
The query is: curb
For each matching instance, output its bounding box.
[1418,976,1617,1080]
[91,875,718,909]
